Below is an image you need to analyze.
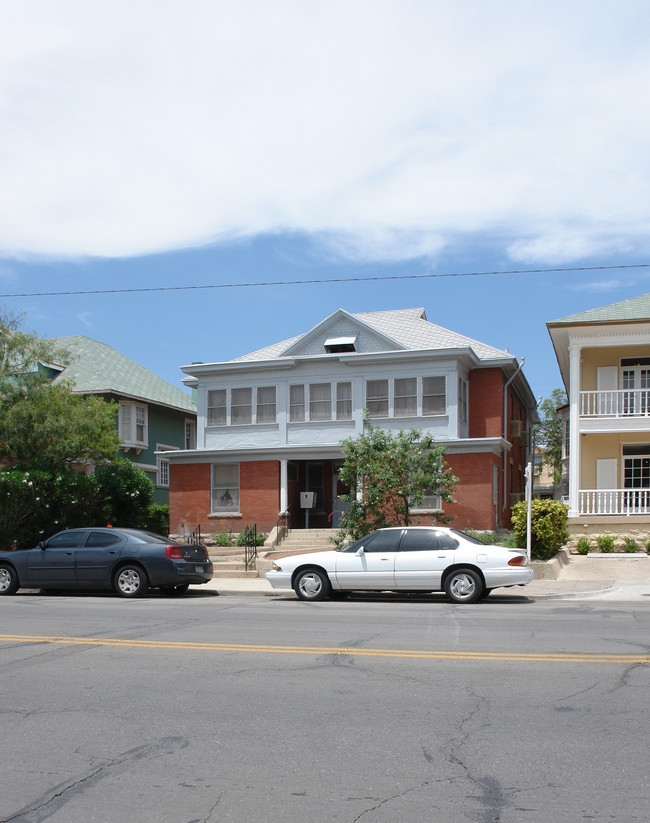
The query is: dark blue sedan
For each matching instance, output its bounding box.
[0,528,213,597]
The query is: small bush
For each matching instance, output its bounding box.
[145,504,169,535]
[621,537,640,553]
[645,539,650,554]
[213,531,235,547]
[596,535,615,553]
[576,537,591,555]
[511,499,569,561]
[465,530,519,548]
[235,527,267,547]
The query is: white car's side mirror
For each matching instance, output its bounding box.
[356,546,365,556]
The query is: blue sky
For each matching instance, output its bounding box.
[1,1,650,402]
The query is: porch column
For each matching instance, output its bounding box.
[279,459,288,514]
[568,342,581,517]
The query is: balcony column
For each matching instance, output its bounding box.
[568,342,581,517]
[279,459,288,514]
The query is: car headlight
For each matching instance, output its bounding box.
[271,562,282,571]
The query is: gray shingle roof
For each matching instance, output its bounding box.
[50,336,196,413]
[233,308,511,363]
[550,293,650,325]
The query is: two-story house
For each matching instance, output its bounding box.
[46,336,197,504]
[547,293,650,533]
[168,308,536,535]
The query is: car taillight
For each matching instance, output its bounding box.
[507,555,526,566]
[166,545,184,559]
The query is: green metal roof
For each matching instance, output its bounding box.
[49,336,196,414]
[550,292,650,325]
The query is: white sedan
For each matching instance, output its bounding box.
[266,527,534,603]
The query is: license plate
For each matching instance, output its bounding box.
[195,565,204,573]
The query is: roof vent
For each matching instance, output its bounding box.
[324,335,357,353]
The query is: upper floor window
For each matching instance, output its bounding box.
[394,377,417,417]
[365,376,447,419]
[458,378,468,423]
[184,419,197,450]
[366,379,389,418]
[119,402,148,446]
[288,382,352,423]
[423,376,446,416]
[207,387,277,426]
[156,444,178,487]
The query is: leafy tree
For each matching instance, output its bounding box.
[0,306,65,393]
[94,458,154,528]
[336,420,458,541]
[0,381,120,468]
[537,388,567,485]
[0,306,121,469]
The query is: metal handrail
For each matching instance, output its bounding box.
[272,507,291,548]
[243,524,257,571]
[187,524,202,545]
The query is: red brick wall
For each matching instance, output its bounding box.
[169,463,211,534]
[468,368,503,438]
[444,452,499,531]
[169,460,280,536]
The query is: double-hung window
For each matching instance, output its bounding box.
[118,402,148,447]
[336,382,352,420]
[290,385,306,422]
[366,379,389,417]
[231,388,252,424]
[423,376,446,416]
[309,383,332,421]
[207,390,227,426]
[394,377,417,417]
[212,464,240,512]
[256,386,277,423]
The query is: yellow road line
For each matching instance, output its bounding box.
[0,634,647,664]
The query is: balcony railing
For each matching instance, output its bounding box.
[580,389,650,417]
[579,488,650,515]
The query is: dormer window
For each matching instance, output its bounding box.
[324,336,357,353]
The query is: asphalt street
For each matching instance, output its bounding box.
[1,593,648,823]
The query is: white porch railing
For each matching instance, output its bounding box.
[580,389,650,417]
[579,488,650,515]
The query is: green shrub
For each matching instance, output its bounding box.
[511,499,569,561]
[645,539,650,554]
[213,531,235,547]
[576,537,591,555]
[235,527,267,547]
[596,535,615,553]
[621,537,639,553]
[145,504,169,535]
[465,529,519,548]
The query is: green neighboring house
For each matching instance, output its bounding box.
[44,336,196,504]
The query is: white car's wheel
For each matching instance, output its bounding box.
[293,568,331,601]
[444,569,483,604]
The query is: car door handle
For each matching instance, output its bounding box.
[65,551,74,555]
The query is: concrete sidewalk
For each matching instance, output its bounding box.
[201,553,650,602]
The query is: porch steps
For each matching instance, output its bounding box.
[275,528,338,551]
[208,548,259,578]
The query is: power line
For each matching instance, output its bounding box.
[1,262,649,299]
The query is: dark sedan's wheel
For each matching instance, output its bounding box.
[293,568,331,601]
[444,569,483,604]
[0,564,19,596]
[160,583,190,596]
[113,565,148,598]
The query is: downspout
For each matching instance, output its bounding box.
[502,358,525,520]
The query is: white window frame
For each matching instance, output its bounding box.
[366,379,389,418]
[458,377,468,423]
[156,444,178,488]
[184,418,197,450]
[336,382,352,420]
[394,377,418,418]
[211,463,240,513]
[256,386,277,424]
[422,376,446,416]
[118,401,148,447]
[207,390,227,427]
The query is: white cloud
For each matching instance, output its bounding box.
[1,1,649,264]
